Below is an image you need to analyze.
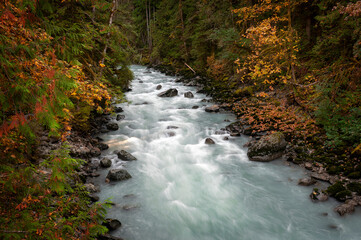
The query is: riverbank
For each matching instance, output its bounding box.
[148,63,361,216]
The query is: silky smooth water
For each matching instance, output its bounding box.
[94,65,361,240]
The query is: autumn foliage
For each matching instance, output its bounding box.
[0,0,129,238]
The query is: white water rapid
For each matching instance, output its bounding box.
[93,65,361,240]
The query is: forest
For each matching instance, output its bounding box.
[0,0,360,239]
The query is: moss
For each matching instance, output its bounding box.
[347,182,361,194]
[326,181,346,196]
[334,190,352,201]
[327,166,338,174]
[234,86,253,98]
[347,171,361,179]
[71,104,92,131]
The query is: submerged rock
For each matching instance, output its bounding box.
[157,88,178,97]
[106,169,132,181]
[117,150,137,161]
[166,131,176,137]
[167,126,179,129]
[247,132,287,162]
[205,105,220,113]
[106,122,119,131]
[184,91,194,98]
[156,84,162,90]
[122,204,140,211]
[100,158,112,168]
[205,138,215,145]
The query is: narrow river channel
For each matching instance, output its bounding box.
[93,65,361,240]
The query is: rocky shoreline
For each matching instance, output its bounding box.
[148,63,361,217]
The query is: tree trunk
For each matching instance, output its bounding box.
[179,0,189,61]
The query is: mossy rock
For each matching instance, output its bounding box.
[327,166,339,175]
[234,86,253,98]
[347,182,361,194]
[347,171,361,179]
[334,190,352,201]
[326,182,346,196]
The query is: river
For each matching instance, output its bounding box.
[93,65,361,240]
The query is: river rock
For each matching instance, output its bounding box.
[116,114,125,121]
[334,203,355,216]
[89,194,100,202]
[205,138,215,144]
[117,150,137,161]
[184,91,194,98]
[192,106,199,109]
[97,234,124,240]
[122,204,140,211]
[205,105,220,113]
[304,162,313,170]
[247,132,287,162]
[166,132,176,137]
[156,85,162,90]
[106,169,132,181]
[100,158,112,168]
[167,126,179,129]
[97,142,109,151]
[90,147,101,157]
[84,183,100,193]
[106,122,119,131]
[103,218,121,231]
[225,122,243,135]
[298,177,316,186]
[311,173,330,182]
[157,88,178,97]
[114,106,123,113]
[310,190,329,202]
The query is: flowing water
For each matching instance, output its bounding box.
[94,65,361,240]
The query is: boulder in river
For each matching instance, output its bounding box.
[310,189,329,202]
[157,88,178,97]
[103,218,122,231]
[106,122,119,131]
[247,132,287,162]
[184,91,194,98]
[106,169,132,181]
[116,114,125,121]
[114,106,123,113]
[334,202,356,216]
[117,150,137,161]
[156,85,162,90]
[205,105,220,113]
[298,177,316,186]
[100,158,112,168]
[205,138,215,145]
